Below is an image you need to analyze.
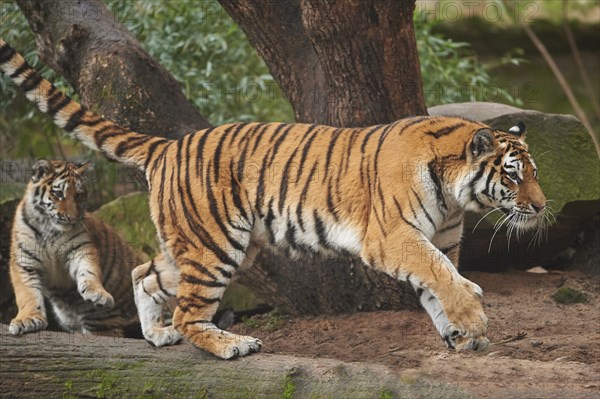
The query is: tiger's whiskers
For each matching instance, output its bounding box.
[488,212,512,253]
[472,207,503,233]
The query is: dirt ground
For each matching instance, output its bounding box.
[231,269,600,398]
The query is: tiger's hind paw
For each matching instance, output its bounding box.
[9,314,47,335]
[145,325,182,347]
[179,320,263,359]
[214,334,263,359]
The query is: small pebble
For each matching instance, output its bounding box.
[530,340,543,347]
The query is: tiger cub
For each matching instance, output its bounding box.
[9,160,142,337]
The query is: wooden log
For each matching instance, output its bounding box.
[0,324,467,398]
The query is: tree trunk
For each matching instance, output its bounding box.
[0,325,461,398]
[15,0,426,314]
[218,0,427,126]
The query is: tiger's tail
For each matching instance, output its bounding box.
[0,39,170,172]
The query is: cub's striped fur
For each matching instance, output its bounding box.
[9,160,142,337]
[1,40,547,358]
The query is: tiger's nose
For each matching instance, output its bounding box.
[532,202,546,214]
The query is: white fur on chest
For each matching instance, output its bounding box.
[17,227,87,290]
[251,213,362,256]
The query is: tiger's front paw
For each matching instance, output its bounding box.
[443,324,490,352]
[79,280,115,308]
[442,280,489,352]
[9,313,48,335]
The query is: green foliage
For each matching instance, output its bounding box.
[111,0,293,124]
[415,12,524,106]
[241,316,260,330]
[0,182,25,204]
[504,0,599,23]
[263,309,286,332]
[93,192,157,258]
[0,2,79,160]
[380,389,394,399]
[281,374,297,399]
[241,309,286,332]
[552,287,588,304]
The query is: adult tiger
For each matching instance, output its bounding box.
[0,39,547,358]
[9,160,142,337]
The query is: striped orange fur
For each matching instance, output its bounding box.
[1,39,547,358]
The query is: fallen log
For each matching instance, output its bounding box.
[0,324,468,398]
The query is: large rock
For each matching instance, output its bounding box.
[429,102,523,121]
[430,102,600,270]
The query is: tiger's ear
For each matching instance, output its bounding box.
[75,161,93,174]
[471,128,495,158]
[75,161,95,181]
[508,122,526,138]
[31,159,52,182]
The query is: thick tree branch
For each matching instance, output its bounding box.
[0,324,446,398]
[17,0,210,138]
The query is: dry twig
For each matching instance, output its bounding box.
[492,331,528,346]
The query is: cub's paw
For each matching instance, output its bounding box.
[145,326,182,347]
[79,282,115,308]
[9,314,47,335]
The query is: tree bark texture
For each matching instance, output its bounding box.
[16,0,210,138]
[0,325,464,398]
[13,0,426,314]
[219,0,427,126]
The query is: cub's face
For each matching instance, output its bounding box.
[29,160,91,229]
[469,123,547,232]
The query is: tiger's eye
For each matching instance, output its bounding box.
[52,190,64,200]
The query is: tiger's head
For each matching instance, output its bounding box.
[462,122,547,232]
[27,160,92,229]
